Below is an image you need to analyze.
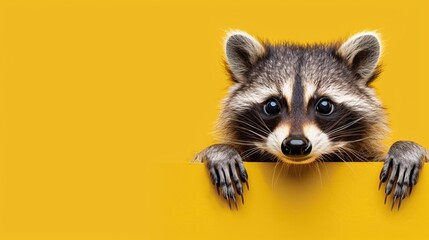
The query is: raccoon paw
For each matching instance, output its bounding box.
[379,141,426,210]
[201,144,248,209]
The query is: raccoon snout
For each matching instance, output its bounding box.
[281,136,312,157]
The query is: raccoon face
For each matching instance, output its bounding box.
[219,31,386,164]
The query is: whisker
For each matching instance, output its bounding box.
[251,111,272,134]
[338,145,369,162]
[326,117,365,136]
[272,159,281,189]
[232,125,268,140]
[324,150,353,171]
[324,113,355,133]
[235,110,270,129]
[231,117,270,135]
[223,139,258,146]
[274,160,285,187]
[241,147,262,159]
[315,162,323,187]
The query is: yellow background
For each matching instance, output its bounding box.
[0,0,428,239]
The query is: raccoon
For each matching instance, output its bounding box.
[194,31,428,209]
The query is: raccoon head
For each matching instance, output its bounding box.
[218,30,387,164]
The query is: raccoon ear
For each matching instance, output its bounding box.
[338,32,382,83]
[224,31,266,82]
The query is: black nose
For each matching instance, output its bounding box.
[281,136,312,157]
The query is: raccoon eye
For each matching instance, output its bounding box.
[264,98,281,115]
[316,98,334,115]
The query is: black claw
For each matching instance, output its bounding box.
[210,174,217,186]
[411,167,420,185]
[398,197,402,210]
[391,196,397,211]
[237,187,243,196]
[228,198,232,210]
[380,158,392,180]
[409,185,413,195]
[378,180,382,190]
[384,194,388,205]
[216,186,220,195]
[241,194,244,205]
[245,181,249,190]
[241,170,248,180]
[233,196,238,210]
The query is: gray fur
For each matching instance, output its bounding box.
[337,32,381,83]
[380,141,428,209]
[224,31,266,83]
[194,144,247,208]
